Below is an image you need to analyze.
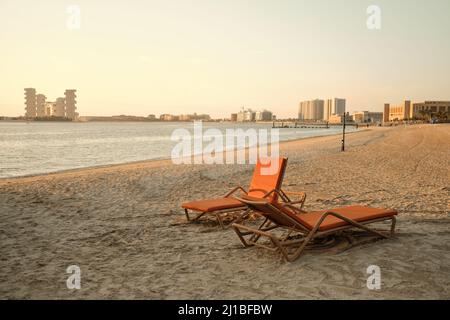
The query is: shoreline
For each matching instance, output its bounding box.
[0,127,370,184]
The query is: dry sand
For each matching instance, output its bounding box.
[0,124,449,299]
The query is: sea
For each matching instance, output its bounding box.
[0,121,354,178]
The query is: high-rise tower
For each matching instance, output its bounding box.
[64,89,77,120]
[24,88,37,118]
[36,94,47,117]
[54,97,66,117]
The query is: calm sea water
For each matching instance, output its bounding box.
[0,121,353,178]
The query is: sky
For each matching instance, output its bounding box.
[1,0,449,118]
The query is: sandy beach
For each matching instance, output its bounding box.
[0,124,449,299]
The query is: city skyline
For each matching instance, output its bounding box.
[10,89,450,121]
[1,0,450,118]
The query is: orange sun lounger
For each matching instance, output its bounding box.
[181,157,306,228]
[231,194,397,261]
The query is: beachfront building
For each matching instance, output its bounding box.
[328,113,353,124]
[44,102,56,116]
[180,113,211,121]
[53,97,66,117]
[236,109,256,122]
[36,94,47,117]
[24,88,79,119]
[383,100,411,122]
[352,111,383,123]
[235,108,273,122]
[298,99,324,121]
[24,88,37,118]
[383,104,390,123]
[160,114,179,121]
[161,113,211,121]
[324,98,346,121]
[368,112,383,123]
[255,110,273,121]
[65,89,78,120]
[194,113,211,121]
[412,101,450,119]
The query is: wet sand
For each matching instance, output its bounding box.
[0,124,449,299]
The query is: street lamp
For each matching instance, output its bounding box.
[341,106,346,152]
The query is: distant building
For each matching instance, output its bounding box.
[178,114,190,121]
[53,98,66,117]
[65,90,78,120]
[176,113,211,121]
[36,94,47,117]
[24,88,79,120]
[412,101,450,119]
[383,100,411,122]
[383,104,390,123]
[298,99,324,121]
[255,110,273,121]
[230,113,238,121]
[367,112,383,123]
[160,114,172,121]
[352,111,383,123]
[324,98,346,120]
[44,102,56,116]
[160,114,179,121]
[236,109,256,122]
[188,113,210,121]
[329,112,353,124]
[24,88,37,118]
[245,110,255,121]
[352,112,365,123]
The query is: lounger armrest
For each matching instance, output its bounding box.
[282,191,306,208]
[225,186,248,197]
[323,210,341,217]
[261,189,291,203]
[313,210,360,230]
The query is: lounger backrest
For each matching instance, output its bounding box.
[235,196,307,230]
[247,157,287,203]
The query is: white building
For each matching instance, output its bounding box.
[255,110,273,121]
[324,98,346,120]
[412,101,450,118]
[352,111,383,123]
[298,99,324,121]
[53,97,66,117]
[237,109,256,122]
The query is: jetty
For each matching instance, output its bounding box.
[272,121,359,129]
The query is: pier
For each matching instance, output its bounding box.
[272,121,359,129]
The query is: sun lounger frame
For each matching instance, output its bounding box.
[184,187,306,229]
[231,192,396,262]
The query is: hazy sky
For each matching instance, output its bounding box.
[1,0,449,118]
